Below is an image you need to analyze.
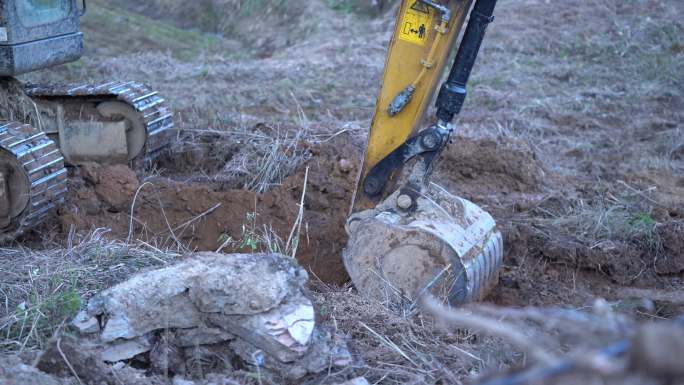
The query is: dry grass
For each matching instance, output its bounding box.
[463,0,683,177]
[0,230,180,352]
[1,0,682,383]
[530,183,660,246]
[0,78,42,129]
[308,283,645,385]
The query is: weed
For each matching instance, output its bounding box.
[1,231,179,352]
[3,284,82,350]
[217,212,286,254]
[240,212,261,252]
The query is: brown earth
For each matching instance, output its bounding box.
[57,126,684,315]
[58,135,361,285]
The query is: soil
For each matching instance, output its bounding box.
[58,135,361,285]
[437,135,546,196]
[56,126,684,315]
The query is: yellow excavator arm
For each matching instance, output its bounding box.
[355,0,472,210]
[344,0,504,306]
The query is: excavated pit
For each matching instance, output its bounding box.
[53,131,684,316]
[58,135,361,285]
[54,134,552,289]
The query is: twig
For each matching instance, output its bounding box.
[154,192,185,252]
[286,166,309,258]
[127,181,153,244]
[56,337,84,385]
[421,296,558,365]
[172,203,222,233]
[359,321,420,368]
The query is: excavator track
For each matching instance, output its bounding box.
[0,122,66,243]
[25,81,175,164]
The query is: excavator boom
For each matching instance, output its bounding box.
[354,0,472,210]
[345,0,503,306]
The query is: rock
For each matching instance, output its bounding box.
[339,158,353,173]
[80,162,100,185]
[629,322,684,380]
[72,310,100,334]
[172,378,196,385]
[94,164,139,212]
[0,355,67,385]
[78,252,350,379]
[150,334,185,376]
[229,327,352,379]
[101,337,153,363]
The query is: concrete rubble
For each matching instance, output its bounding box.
[71,252,352,379]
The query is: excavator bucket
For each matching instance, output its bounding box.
[344,0,503,305]
[345,187,502,305]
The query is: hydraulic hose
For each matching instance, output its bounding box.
[435,0,498,124]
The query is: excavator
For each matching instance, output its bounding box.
[344,0,503,305]
[1,0,501,306]
[0,0,174,242]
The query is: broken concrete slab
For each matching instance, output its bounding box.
[101,336,152,363]
[74,252,350,379]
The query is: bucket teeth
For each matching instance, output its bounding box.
[0,122,66,243]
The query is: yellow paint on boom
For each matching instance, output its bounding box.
[354,0,474,210]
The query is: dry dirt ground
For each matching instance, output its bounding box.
[1,0,683,384]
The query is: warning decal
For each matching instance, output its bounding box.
[398,2,432,46]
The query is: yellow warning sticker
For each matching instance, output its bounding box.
[398,2,432,46]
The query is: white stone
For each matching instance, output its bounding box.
[72,311,100,334]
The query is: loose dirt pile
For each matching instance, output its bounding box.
[438,135,546,196]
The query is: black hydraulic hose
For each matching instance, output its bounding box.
[435,0,498,123]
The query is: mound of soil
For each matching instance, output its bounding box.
[438,136,545,194]
[59,136,361,285]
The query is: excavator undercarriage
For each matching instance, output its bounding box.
[26,81,175,165]
[0,80,175,241]
[0,121,66,242]
[0,0,175,241]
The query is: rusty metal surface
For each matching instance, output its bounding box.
[0,121,66,243]
[25,81,175,163]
